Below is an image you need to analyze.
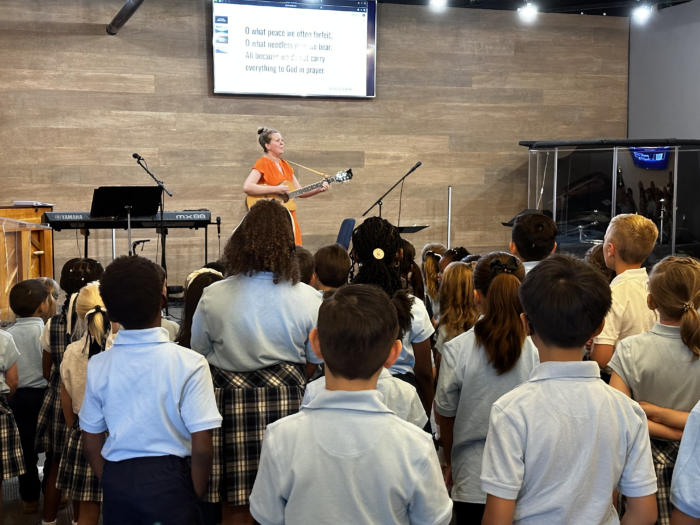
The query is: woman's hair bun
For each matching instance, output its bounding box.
[257,126,268,135]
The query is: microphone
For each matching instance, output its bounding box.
[216,216,221,237]
[132,153,143,161]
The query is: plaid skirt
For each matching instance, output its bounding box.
[0,395,26,480]
[204,362,306,506]
[56,417,103,502]
[619,438,680,525]
[35,373,68,457]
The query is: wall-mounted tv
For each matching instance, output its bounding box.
[212,0,377,98]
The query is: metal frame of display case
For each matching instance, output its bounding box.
[520,139,700,261]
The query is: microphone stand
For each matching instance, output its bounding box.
[363,162,422,218]
[135,158,173,313]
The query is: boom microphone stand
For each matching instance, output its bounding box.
[133,153,173,311]
[363,162,422,218]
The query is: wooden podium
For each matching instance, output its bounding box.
[0,205,54,322]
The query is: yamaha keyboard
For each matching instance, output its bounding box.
[43,211,211,230]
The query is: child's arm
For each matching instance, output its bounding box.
[190,430,213,498]
[5,363,18,399]
[60,383,76,428]
[42,350,52,381]
[482,494,516,525]
[640,402,690,429]
[609,373,683,440]
[440,416,455,488]
[672,508,700,525]
[591,343,615,370]
[82,431,106,479]
[413,338,434,416]
[621,494,657,525]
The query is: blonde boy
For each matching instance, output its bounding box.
[591,214,658,373]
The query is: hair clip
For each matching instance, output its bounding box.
[490,256,520,279]
[373,248,385,260]
[684,301,695,312]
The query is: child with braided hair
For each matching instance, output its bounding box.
[36,258,104,525]
[350,217,434,417]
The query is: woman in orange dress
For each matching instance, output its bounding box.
[243,127,328,245]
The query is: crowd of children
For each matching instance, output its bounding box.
[1,203,700,525]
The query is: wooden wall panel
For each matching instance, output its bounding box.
[0,0,629,287]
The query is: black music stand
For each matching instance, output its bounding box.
[90,186,162,256]
[398,226,428,234]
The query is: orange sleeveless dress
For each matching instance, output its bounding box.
[252,157,302,245]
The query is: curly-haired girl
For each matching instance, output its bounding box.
[191,199,323,524]
[350,217,434,418]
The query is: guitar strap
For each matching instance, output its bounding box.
[284,160,330,179]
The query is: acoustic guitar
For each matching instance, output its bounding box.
[245,169,353,211]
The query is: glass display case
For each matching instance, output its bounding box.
[521,139,700,265]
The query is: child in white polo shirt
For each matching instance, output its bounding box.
[79,256,222,525]
[250,284,452,525]
[481,255,658,525]
[0,329,24,513]
[591,214,658,378]
[302,289,427,429]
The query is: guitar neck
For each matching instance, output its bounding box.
[288,178,334,199]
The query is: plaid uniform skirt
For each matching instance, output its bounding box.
[204,362,306,506]
[0,395,26,480]
[618,438,680,525]
[56,417,103,502]
[35,372,68,457]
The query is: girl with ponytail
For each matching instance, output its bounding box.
[609,255,700,524]
[36,257,103,525]
[435,252,539,524]
[57,282,112,525]
[350,217,435,417]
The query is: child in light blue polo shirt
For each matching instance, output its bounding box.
[670,398,700,522]
[250,284,452,525]
[79,256,222,525]
[481,255,658,525]
[7,279,49,513]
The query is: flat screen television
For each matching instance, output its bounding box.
[212,0,377,98]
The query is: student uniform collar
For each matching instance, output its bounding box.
[649,322,682,339]
[379,368,392,380]
[303,389,395,414]
[529,361,601,382]
[13,317,45,327]
[112,327,171,346]
[610,267,648,286]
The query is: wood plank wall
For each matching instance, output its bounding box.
[0,0,629,287]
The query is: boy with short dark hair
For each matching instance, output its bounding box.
[249,284,452,525]
[509,212,558,273]
[7,279,49,514]
[591,213,658,373]
[79,256,222,525]
[295,245,316,286]
[313,243,351,291]
[481,255,658,525]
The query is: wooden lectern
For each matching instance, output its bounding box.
[0,205,54,322]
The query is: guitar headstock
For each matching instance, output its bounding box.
[333,168,353,183]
